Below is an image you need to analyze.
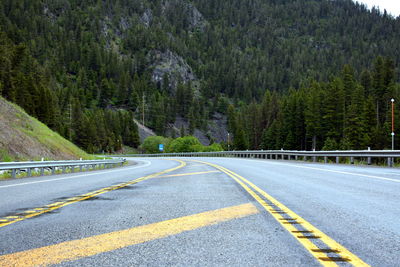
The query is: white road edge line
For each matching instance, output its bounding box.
[212,158,400,184]
[0,160,152,189]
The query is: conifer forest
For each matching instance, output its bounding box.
[1,0,400,153]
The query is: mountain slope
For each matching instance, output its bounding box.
[0,97,92,161]
[0,0,400,150]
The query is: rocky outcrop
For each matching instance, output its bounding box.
[162,0,207,31]
[186,2,207,31]
[148,50,196,93]
[133,119,156,143]
[140,9,153,27]
[165,114,228,146]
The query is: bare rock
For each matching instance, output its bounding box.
[148,50,196,93]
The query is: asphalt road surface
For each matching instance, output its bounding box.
[0,157,399,266]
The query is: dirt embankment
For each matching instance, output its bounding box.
[0,97,90,161]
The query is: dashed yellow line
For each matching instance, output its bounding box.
[0,160,187,229]
[0,203,258,267]
[189,160,370,267]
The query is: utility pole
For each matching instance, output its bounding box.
[227,133,230,151]
[69,103,72,141]
[142,93,145,126]
[391,98,395,150]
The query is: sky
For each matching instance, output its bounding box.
[354,1,400,17]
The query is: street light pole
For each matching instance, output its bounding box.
[391,98,395,150]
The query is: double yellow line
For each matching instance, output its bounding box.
[190,160,370,267]
[0,160,186,229]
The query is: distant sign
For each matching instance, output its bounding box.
[159,144,164,152]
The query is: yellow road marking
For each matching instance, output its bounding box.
[157,170,220,178]
[189,160,370,267]
[0,160,186,229]
[0,203,258,267]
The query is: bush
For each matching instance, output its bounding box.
[167,136,202,152]
[141,136,171,154]
[202,143,223,152]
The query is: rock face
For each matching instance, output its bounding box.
[148,50,196,93]
[140,9,153,27]
[166,114,228,146]
[186,2,207,31]
[133,118,156,143]
[161,0,207,31]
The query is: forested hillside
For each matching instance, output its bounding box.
[0,0,399,152]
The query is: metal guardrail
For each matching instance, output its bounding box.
[123,150,400,167]
[0,159,126,178]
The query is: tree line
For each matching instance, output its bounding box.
[228,57,400,151]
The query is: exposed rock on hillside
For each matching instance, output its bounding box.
[133,118,156,143]
[148,50,196,93]
[166,114,228,146]
[162,0,207,31]
[186,2,207,31]
[140,9,153,27]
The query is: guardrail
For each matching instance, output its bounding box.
[0,159,126,178]
[123,150,400,167]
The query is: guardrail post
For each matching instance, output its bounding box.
[27,168,32,177]
[367,157,372,165]
[80,165,83,172]
[304,156,307,161]
[324,156,328,163]
[11,169,17,178]
[51,167,55,175]
[336,157,340,164]
[313,156,316,163]
[40,167,44,176]
[62,166,66,174]
[295,155,298,160]
[71,166,74,173]
[388,158,393,167]
[350,157,354,164]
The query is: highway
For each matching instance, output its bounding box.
[0,157,399,266]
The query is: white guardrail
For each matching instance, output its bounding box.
[124,150,400,167]
[0,159,126,178]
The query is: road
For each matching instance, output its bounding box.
[0,157,399,266]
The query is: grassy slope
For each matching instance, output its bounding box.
[0,97,93,161]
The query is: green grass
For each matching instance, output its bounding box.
[5,99,94,160]
[0,149,14,162]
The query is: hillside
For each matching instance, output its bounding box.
[1,0,400,151]
[0,97,92,161]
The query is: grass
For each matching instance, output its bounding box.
[4,99,94,160]
[0,149,14,162]
[20,118,94,160]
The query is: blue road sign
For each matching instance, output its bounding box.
[159,144,164,152]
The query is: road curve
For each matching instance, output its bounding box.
[0,157,398,266]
